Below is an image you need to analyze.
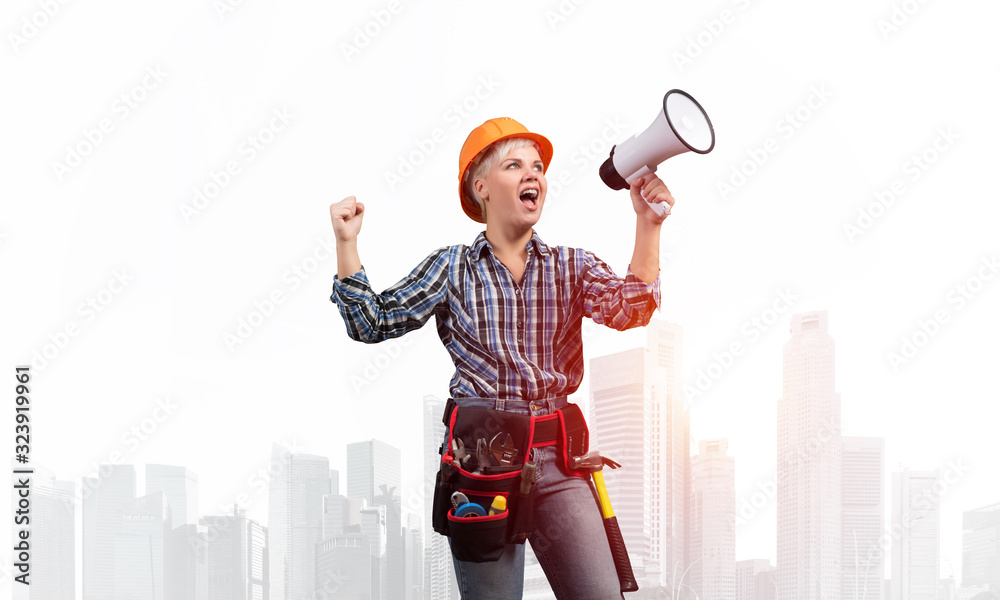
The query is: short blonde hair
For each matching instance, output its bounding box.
[463,138,543,221]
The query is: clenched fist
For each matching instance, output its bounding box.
[330,196,365,243]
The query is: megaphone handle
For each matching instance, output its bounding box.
[627,165,671,217]
[646,201,671,217]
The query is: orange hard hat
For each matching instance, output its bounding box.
[457,117,553,223]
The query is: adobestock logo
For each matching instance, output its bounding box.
[887,254,998,372]
[717,85,834,201]
[383,75,501,193]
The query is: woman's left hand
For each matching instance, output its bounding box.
[629,175,674,225]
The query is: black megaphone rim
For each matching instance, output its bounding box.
[662,89,716,155]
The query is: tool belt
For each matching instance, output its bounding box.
[431,397,591,563]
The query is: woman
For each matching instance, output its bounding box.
[330,117,673,599]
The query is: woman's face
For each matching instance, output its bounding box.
[476,144,547,231]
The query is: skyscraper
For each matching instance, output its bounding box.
[690,438,736,600]
[146,463,199,528]
[423,395,459,600]
[776,311,842,600]
[268,443,292,600]
[841,436,885,600]
[32,477,75,600]
[348,439,402,599]
[288,453,331,600]
[113,491,171,599]
[736,559,776,600]
[199,506,269,600]
[267,444,331,600]
[316,533,371,599]
[890,469,940,600]
[591,346,653,577]
[362,505,388,600]
[589,319,688,585]
[317,493,371,598]
[83,464,136,600]
[403,513,424,600]
[962,503,1000,591]
[347,439,401,506]
[167,523,208,600]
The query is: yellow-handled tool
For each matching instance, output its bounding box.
[571,451,638,593]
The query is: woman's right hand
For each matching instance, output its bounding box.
[330,196,365,243]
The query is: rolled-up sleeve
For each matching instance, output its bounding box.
[578,249,661,330]
[331,247,450,343]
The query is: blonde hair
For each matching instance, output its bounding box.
[464,138,543,220]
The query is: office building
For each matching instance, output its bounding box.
[842,437,885,600]
[32,477,76,600]
[589,319,688,585]
[113,492,171,599]
[83,464,136,600]
[690,438,736,599]
[963,503,1000,591]
[776,311,842,600]
[423,395,459,600]
[146,464,199,528]
[890,469,940,600]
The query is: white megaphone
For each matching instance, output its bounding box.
[599,89,715,217]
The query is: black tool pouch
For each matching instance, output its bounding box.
[431,405,534,563]
[556,402,591,478]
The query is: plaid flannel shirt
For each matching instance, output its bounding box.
[331,230,661,402]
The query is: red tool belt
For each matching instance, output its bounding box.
[431,398,590,563]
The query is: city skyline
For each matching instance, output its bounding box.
[20,311,998,598]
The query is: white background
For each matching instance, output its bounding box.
[3,0,998,585]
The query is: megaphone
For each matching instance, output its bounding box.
[600,89,715,217]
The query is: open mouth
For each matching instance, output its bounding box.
[519,188,539,209]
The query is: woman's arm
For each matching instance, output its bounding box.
[329,195,450,343]
[331,196,363,279]
[628,175,673,285]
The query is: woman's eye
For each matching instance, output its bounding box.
[506,163,519,169]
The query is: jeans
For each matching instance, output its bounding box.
[446,397,624,600]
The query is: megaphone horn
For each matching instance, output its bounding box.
[600,89,715,216]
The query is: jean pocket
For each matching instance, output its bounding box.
[447,507,509,563]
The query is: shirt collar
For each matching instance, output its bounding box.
[471,230,551,261]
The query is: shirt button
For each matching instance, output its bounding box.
[517,322,523,328]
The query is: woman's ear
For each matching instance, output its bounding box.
[474,178,488,201]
